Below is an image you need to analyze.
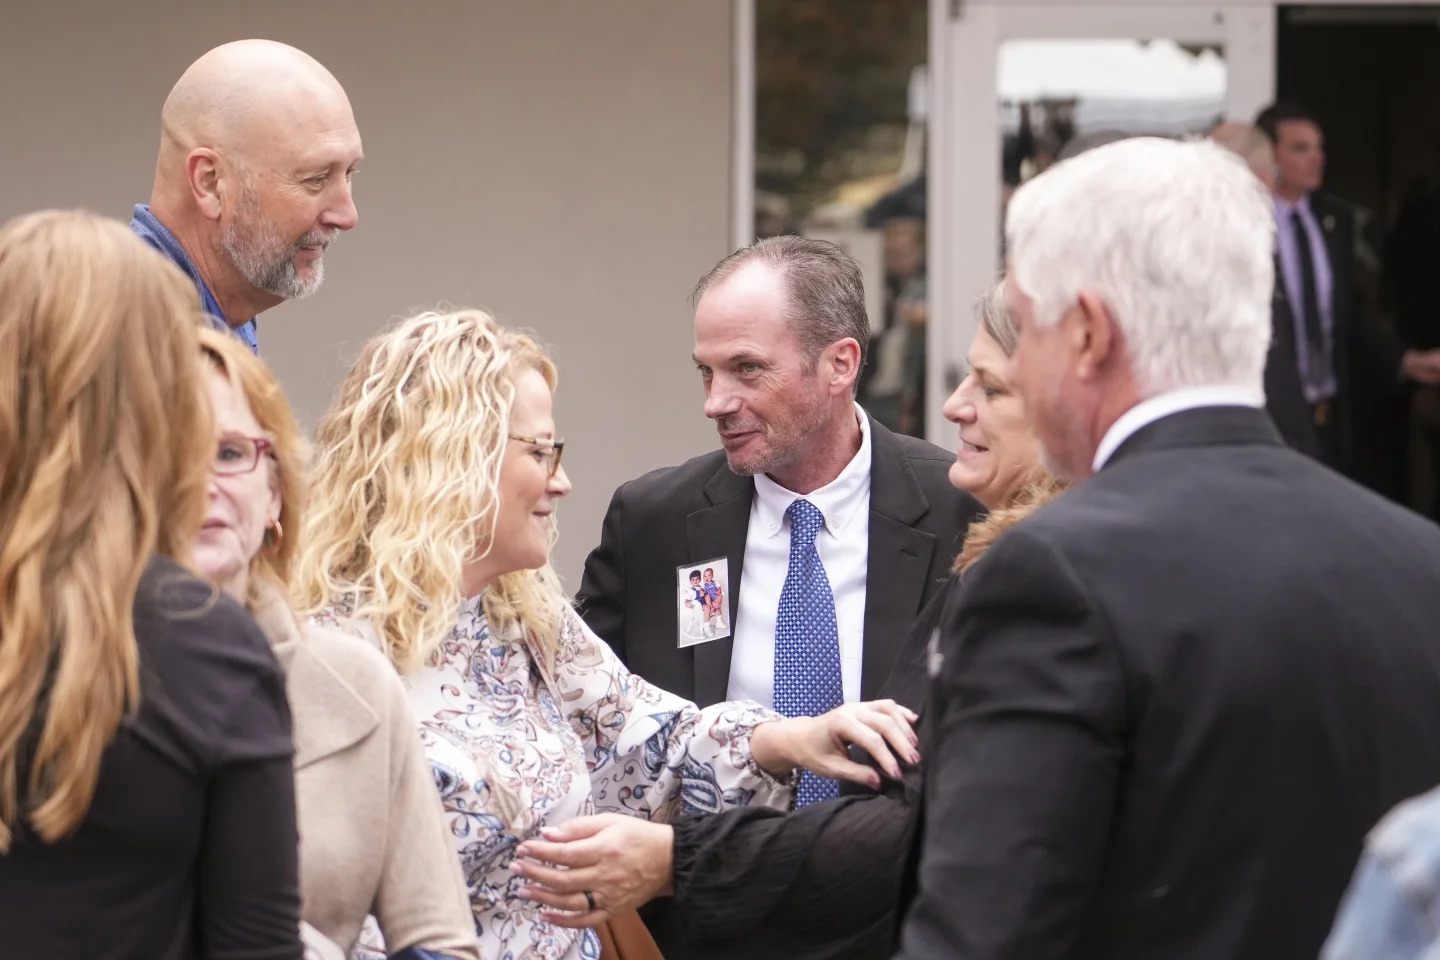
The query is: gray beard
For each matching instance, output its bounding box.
[220,194,329,301]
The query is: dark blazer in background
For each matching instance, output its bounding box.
[575,415,979,707]
[1266,194,1407,471]
[896,406,1440,960]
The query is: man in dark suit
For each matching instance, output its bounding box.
[579,235,977,955]
[1254,102,1440,472]
[578,235,976,712]
[895,137,1440,960]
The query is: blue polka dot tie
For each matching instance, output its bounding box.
[773,498,843,807]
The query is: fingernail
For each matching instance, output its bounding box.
[541,827,560,839]
[510,861,527,875]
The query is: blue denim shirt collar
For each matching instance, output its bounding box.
[129,204,259,353]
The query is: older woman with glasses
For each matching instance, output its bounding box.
[193,329,479,960]
[294,308,919,960]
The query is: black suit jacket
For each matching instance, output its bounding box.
[895,405,1440,960]
[1266,195,1406,468]
[575,415,979,707]
[661,587,946,960]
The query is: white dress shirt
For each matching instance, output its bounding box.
[727,405,872,707]
[1092,385,1265,473]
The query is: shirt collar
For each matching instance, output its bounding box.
[753,404,873,540]
[1092,385,1265,473]
[1274,194,1312,218]
[130,204,260,350]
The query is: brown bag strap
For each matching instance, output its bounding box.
[596,909,665,960]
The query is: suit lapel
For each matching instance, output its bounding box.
[861,418,937,700]
[1314,196,1347,328]
[686,464,753,706]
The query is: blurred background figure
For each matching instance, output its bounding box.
[1209,121,1278,191]
[1209,119,1314,454]
[861,213,928,435]
[1255,101,1440,480]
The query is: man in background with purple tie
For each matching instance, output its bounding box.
[1254,101,1440,472]
[576,235,981,954]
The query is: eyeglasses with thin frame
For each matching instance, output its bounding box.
[509,434,565,478]
[214,435,276,476]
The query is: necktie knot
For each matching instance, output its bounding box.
[786,499,824,549]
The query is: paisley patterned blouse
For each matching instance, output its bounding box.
[324,595,793,960]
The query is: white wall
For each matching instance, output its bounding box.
[0,0,734,588]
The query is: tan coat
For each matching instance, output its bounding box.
[252,589,479,960]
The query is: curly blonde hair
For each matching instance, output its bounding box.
[293,308,568,673]
[0,210,211,849]
[197,328,307,611]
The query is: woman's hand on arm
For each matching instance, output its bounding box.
[749,699,920,789]
[510,814,674,929]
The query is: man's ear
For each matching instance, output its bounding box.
[1072,291,1118,382]
[824,337,863,397]
[187,148,225,221]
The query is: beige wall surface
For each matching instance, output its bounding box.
[1,0,733,589]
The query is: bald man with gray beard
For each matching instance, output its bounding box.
[130,39,364,352]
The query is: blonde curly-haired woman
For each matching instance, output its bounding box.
[294,309,919,960]
[0,210,302,959]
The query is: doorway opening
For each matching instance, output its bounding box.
[1278,4,1440,517]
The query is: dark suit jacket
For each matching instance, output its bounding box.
[1266,194,1406,469]
[575,415,980,707]
[896,405,1440,960]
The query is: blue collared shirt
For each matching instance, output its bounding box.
[1322,783,1440,960]
[129,204,259,353]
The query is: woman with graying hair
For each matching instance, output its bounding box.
[517,275,1066,960]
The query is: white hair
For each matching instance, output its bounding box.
[1006,137,1275,396]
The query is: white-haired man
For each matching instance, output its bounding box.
[894,138,1440,960]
